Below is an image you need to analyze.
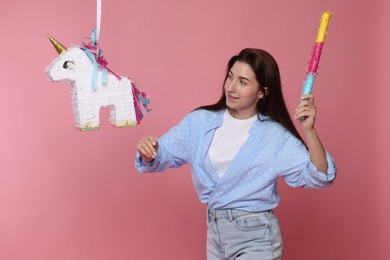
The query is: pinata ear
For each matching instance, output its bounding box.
[47,35,68,55]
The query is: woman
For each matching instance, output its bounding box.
[135,48,336,259]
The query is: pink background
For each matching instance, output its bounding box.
[1,0,389,259]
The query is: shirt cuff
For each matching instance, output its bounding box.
[135,152,154,171]
[309,151,337,182]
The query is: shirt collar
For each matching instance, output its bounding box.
[258,113,271,121]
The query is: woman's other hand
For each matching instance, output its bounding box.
[136,135,159,162]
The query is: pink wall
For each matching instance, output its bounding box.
[1,0,389,259]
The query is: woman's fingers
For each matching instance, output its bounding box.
[295,94,316,118]
[294,94,317,130]
[137,135,158,161]
[295,103,317,118]
[295,107,316,120]
[300,94,314,103]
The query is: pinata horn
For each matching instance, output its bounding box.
[47,35,68,54]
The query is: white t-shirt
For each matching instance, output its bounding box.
[209,109,258,177]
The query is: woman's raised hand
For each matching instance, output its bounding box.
[294,94,317,132]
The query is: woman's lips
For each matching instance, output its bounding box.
[227,94,239,100]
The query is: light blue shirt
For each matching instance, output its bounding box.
[135,109,336,212]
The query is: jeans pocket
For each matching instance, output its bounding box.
[234,214,271,232]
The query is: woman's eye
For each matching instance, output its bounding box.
[63,61,74,69]
[240,80,247,85]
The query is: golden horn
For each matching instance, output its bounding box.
[47,35,67,54]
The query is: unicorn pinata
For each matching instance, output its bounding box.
[46,32,150,131]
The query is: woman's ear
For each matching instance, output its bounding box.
[258,87,269,99]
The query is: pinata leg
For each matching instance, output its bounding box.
[77,105,100,131]
[79,123,100,131]
[115,120,137,128]
[109,103,137,128]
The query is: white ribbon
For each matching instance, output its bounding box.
[96,0,102,42]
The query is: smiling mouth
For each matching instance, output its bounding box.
[228,95,239,100]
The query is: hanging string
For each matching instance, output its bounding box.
[96,0,102,43]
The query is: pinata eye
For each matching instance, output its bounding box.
[63,61,74,69]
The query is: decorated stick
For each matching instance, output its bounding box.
[302,11,332,98]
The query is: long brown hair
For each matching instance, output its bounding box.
[196,48,304,144]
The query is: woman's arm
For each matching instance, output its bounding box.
[294,94,328,174]
[134,112,196,173]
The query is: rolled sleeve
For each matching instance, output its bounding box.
[134,113,194,174]
[310,151,336,179]
[289,150,336,189]
[278,133,337,189]
[134,152,157,173]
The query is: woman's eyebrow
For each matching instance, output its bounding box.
[229,70,250,82]
[238,76,250,82]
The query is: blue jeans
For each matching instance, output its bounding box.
[206,208,283,260]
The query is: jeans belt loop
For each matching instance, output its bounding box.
[208,208,216,223]
[227,209,234,222]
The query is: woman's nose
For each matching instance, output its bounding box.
[226,80,237,92]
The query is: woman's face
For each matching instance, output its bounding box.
[224,61,264,119]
